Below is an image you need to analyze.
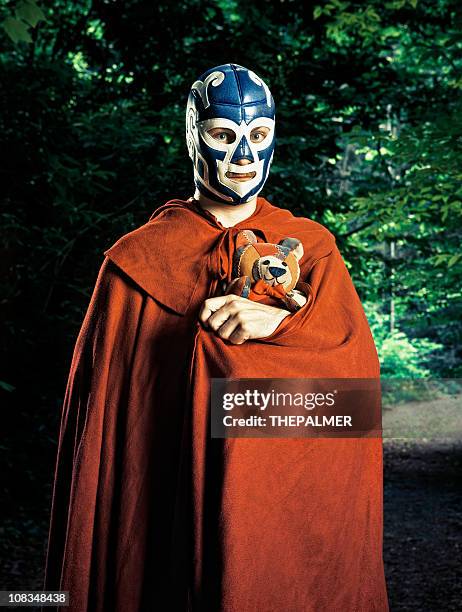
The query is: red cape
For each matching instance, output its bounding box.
[43,196,389,611]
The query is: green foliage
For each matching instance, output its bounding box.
[1,1,46,43]
[379,332,440,378]
[0,0,461,421]
[365,303,443,378]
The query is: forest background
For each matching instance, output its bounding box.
[1,0,461,600]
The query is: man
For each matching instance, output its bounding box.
[186,63,296,342]
[43,63,389,611]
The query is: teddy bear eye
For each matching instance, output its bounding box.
[282,262,288,266]
[262,259,270,265]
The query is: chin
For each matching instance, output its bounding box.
[195,184,258,206]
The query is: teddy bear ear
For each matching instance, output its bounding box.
[278,237,304,261]
[236,229,258,249]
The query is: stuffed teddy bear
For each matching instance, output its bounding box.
[224,229,308,312]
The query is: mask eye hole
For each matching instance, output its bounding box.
[262,259,270,265]
[207,127,236,144]
[250,126,270,143]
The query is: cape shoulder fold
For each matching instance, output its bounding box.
[102,198,337,314]
[103,202,209,315]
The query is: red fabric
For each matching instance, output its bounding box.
[43,196,389,611]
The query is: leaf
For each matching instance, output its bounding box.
[313,6,323,19]
[15,1,47,28]
[1,16,33,43]
[431,254,447,266]
[0,380,16,392]
[448,254,461,268]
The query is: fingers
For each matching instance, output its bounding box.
[215,311,249,343]
[210,315,251,345]
[208,300,244,331]
[216,308,258,344]
[228,325,251,345]
[212,316,239,342]
[198,295,252,344]
[198,294,241,327]
[198,296,285,345]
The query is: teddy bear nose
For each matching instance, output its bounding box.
[269,266,286,278]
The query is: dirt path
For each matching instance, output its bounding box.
[383,438,462,611]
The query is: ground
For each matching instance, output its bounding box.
[383,438,462,611]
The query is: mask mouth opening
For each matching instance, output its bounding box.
[225,170,257,181]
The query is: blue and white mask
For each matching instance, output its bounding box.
[186,63,276,205]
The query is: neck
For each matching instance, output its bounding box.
[193,188,257,228]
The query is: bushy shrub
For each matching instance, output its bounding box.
[364,302,443,378]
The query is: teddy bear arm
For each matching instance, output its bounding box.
[290,288,309,307]
[225,276,252,298]
[283,286,311,312]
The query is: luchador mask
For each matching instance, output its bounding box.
[185,63,276,205]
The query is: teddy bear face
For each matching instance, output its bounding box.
[226,230,306,311]
[239,247,300,292]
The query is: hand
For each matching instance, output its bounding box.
[198,294,291,345]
